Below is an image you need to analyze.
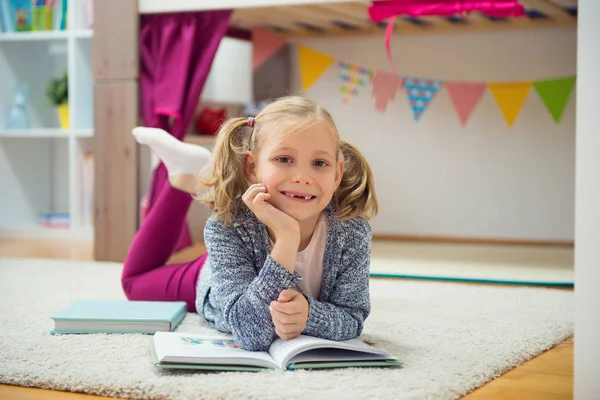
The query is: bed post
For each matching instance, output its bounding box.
[92,0,140,262]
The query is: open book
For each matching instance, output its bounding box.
[152,332,403,371]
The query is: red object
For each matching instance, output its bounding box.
[195,107,227,136]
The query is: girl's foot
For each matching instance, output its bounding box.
[132,127,212,194]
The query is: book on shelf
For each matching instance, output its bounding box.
[0,0,69,33]
[39,212,69,228]
[152,332,403,372]
[50,300,188,334]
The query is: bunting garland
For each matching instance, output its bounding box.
[338,62,374,103]
[252,28,287,70]
[372,71,404,112]
[279,38,575,127]
[297,45,335,92]
[488,82,533,127]
[446,82,487,126]
[404,77,443,121]
[533,77,576,124]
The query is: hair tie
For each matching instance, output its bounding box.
[248,117,255,128]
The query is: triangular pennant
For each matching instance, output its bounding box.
[297,45,335,92]
[488,82,532,127]
[446,82,487,126]
[533,77,576,124]
[403,77,442,121]
[252,28,287,70]
[372,70,403,112]
[337,61,374,104]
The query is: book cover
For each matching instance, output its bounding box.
[51,299,187,334]
[152,332,403,371]
[9,0,32,32]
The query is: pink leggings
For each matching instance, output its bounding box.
[121,183,207,312]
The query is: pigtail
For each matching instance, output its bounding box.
[333,141,379,221]
[197,117,253,225]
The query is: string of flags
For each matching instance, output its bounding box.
[253,28,576,127]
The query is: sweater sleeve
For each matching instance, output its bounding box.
[302,220,372,341]
[204,217,302,352]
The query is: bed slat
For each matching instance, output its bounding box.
[230,0,577,38]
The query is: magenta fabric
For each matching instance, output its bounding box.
[367,0,525,20]
[122,182,208,312]
[367,1,525,73]
[139,10,232,251]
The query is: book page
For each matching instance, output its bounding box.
[268,335,391,369]
[153,332,277,369]
[288,348,395,364]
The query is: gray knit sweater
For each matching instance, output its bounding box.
[195,204,372,352]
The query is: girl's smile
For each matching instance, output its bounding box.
[280,190,317,202]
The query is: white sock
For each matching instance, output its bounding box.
[132,127,212,177]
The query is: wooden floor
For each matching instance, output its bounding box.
[0,239,573,399]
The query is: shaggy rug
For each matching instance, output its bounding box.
[0,257,573,400]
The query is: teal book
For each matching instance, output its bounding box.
[151,332,403,372]
[51,300,187,334]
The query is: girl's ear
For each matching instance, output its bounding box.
[244,152,257,183]
[335,159,344,189]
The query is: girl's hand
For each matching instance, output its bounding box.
[242,183,300,239]
[269,290,309,340]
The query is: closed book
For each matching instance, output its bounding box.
[51,300,187,334]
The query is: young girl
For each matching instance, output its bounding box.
[123,95,378,351]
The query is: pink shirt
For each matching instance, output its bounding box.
[269,212,328,299]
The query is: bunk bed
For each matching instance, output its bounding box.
[93,0,578,262]
[138,0,578,37]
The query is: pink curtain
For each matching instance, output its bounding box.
[139,10,232,251]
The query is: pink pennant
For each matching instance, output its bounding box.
[372,70,404,112]
[252,28,287,70]
[446,82,487,126]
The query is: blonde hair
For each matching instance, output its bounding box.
[197,95,378,225]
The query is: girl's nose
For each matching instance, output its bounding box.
[292,168,314,185]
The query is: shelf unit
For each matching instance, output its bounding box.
[0,0,94,241]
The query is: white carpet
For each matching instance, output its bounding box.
[0,257,573,400]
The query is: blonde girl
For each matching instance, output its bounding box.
[123,95,378,351]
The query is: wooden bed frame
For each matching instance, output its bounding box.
[93,0,577,262]
[142,0,577,37]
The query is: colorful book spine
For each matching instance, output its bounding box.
[59,0,67,30]
[31,0,55,31]
[40,213,70,228]
[12,0,32,32]
[0,0,69,33]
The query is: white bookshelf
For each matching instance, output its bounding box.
[0,0,94,241]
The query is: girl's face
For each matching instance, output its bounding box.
[245,119,343,223]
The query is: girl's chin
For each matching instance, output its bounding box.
[278,207,320,223]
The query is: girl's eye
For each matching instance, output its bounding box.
[276,156,292,163]
[314,160,329,167]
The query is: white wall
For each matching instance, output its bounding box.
[291,27,576,242]
[574,0,600,398]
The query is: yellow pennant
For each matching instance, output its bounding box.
[298,45,335,92]
[488,82,533,127]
